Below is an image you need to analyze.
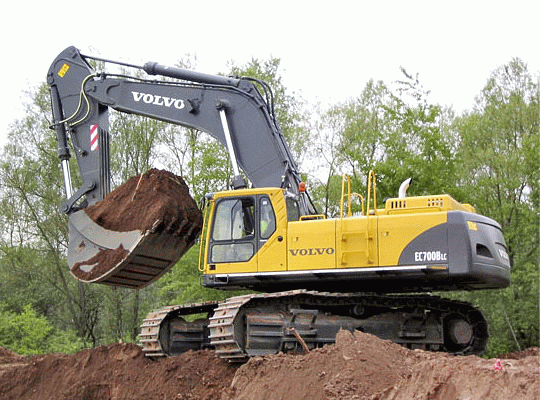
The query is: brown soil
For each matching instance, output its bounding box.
[223,330,539,400]
[0,344,235,400]
[71,246,130,280]
[85,169,201,234]
[1,331,537,400]
[71,169,202,280]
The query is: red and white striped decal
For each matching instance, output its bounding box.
[90,124,99,151]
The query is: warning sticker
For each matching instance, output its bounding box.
[90,124,98,151]
[58,63,70,78]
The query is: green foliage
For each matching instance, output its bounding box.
[0,246,63,316]
[311,70,458,215]
[377,71,457,197]
[0,83,105,347]
[158,125,231,202]
[450,58,540,356]
[0,304,84,355]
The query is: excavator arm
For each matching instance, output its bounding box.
[47,46,313,215]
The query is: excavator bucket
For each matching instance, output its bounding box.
[67,211,198,288]
[67,169,203,289]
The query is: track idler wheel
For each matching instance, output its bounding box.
[444,315,474,352]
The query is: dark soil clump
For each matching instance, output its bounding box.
[71,245,129,280]
[85,168,202,235]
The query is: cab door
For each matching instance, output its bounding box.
[206,191,287,274]
[207,196,258,273]
[256,195,287,272]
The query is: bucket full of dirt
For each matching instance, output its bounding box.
[68,169,203,288]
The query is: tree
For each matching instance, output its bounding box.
[373,68,458,198]
[311,70,458,216]
[0,84,104,346]
[0,303,83,355]
[453,58,539,355]
[307,102,350,217]
[159,126,232,202]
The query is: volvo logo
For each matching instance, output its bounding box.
[289,248,335,256]
[131,91,185,109]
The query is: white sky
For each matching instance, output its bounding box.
[1,0,539,147]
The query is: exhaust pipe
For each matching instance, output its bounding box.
[398,178,412,198]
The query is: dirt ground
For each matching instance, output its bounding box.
[0,331,537,400]
[0,344,234,400]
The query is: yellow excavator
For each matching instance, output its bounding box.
[47,46,511,361]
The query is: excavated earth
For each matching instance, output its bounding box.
[0,331,538,400]
[83,169,201,234]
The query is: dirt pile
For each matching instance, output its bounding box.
[222,329,411,400]
[380,349,539,400]
[0,332,538,400]
[223,330,539,400]
[0,344,235,400]
[72,169,202,281]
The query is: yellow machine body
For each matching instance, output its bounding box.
[200,181,509,294]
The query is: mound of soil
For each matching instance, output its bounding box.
[222,329,412,400]
[223,330,539,400]
[0,332,538,400]
[0,344,235,400]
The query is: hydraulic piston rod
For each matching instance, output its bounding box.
[143,62,241,87]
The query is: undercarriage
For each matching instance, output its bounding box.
[140,290,488,362]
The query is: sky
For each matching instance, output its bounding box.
[1,0,539,147]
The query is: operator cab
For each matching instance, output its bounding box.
[209,196,274,263]
[203,188,298,277]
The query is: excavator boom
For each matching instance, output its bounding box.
[48,46,310,209]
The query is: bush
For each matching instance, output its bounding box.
[0,304,84,355]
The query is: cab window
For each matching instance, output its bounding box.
[210,198,255,263]
[286,196,300,221]
[259,197,276,239]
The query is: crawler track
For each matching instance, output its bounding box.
[140,301,219,357]
[142,290,488,362]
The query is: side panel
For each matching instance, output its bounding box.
[378,212,447,267]
[287,219,336,270]
[398,223,449,266]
